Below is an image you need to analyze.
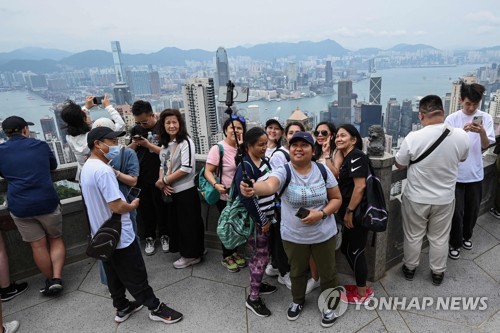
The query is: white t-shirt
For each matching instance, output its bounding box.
[445,110,495,182]
[396,123,469,205]
[271,162,338,244]
[80,158,135,249]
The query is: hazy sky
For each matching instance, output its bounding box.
[1,0,500,54]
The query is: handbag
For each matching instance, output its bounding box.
[161,143,178,203]
[198,144,224,205]
[86,213,122,261]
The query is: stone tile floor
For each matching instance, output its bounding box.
[3,213,500,332]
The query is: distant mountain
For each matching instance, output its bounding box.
[480,45,500,51]
[354,47,384,56]
[387,43,438,52]
[123,47,212,66]
[59,50,113,68]
[0,59,60,73]
[0,47,73,65]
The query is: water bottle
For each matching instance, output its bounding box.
[147,131,154,153]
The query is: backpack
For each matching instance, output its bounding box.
[271,147,290,163]
[86,213,122,262]
[198,144,224,205]
[357,163,388,232]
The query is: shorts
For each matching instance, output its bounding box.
[10,206,63,243]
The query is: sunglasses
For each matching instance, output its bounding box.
[135,120,149,125]
[231,115,246,123]
[314,130,329,137]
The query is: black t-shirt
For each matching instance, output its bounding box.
[129,122,162,186]
[337,148,369,218]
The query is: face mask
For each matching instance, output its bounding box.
[100,143,121,161]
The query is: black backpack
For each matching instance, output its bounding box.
[357,163,388,232]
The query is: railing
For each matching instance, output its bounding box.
[1,155,497,281]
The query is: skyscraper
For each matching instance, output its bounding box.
[354,103,383,138]
[325,61,333,85]
[53,103,67,144]
[385,98,401,143]
[40,116,58,141]
[399,99,413,137]
[449,75,477,114]
[111,41,132,105]
[182,78,219,154]
[337,80,353,124]
[216,47,229,92]
[369,76,382,104]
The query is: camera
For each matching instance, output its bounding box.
[93,96,105,105]
[218,86,249,103]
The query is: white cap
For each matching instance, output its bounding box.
[92,117,115,130]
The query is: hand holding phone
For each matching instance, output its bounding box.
[472,115,483,125]
[93,96,105,105]
[126,187,141,203]
[132,135,144,141]
[295,207,310,219]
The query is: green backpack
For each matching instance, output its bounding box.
[198,144,224,205]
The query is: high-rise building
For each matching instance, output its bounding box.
[40,116,58,141]
[150,71,161,95]
[399,99,413,137]
[27,74,48,91]
[287,62,298,91]
[53,103,67,144]
[325,61,333,85]
[489,89,500,126]
[353,103,383,138]
[449,75,478,114]
[111,41,132,105]
[182,78,219,154]
[215,47,230,92]
[368,58,376,74]
[386,98,401,143]
[128,70,152,96]
[443,93,452,117]
[369,76,382,104]
[337,80,353,124]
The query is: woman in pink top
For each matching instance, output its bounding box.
[204,116,247,272]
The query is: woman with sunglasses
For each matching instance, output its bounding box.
[265,118,284,159]
[335,124,374,305]
[266,121,305,288]
[204,116,248,273]
[313,122,343,178]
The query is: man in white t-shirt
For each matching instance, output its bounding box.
[444,82,494,260]
[396,95,469,286]
[80,127,183,325]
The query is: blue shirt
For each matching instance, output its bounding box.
[0,135,59,217]
[108,147,140,200]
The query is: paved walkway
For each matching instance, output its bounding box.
[3,213,500,333]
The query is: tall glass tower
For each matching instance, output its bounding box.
[215,47,229,92]
[110,41,132,105]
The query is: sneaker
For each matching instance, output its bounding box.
[402,265,416,281]
[259,282,277,295]
[149,302,183,324]
[305,278,320,294]
[115,301,144,323]
[173,257,201,269]
[345,288,374,305]
[431,271,444,286]
[145,237,156,256]
[321,308,337,328]
[489,207,500,219]
[221,256,239,273]
[2,320,20,333]
[343,284,357,293]
[0,281,28,302]
[277,272,292,289]
[287,302,303,321]
[160,235,170,253]
[265,264,279,277]
[49,278,63,294]
[232,253,247,268]
[448,247,460,260]
[245,296,271,317]
[462,239,473,250]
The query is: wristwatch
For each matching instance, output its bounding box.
[321,209,327,220]
[346,207,355,214]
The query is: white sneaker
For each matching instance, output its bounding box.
[3,320,20,333]
[144,237,156,256]
[173,257,201,269]
[160,235,170,253]
[265,264,279,277]
[277,272,292,289]
[305,278,320,294]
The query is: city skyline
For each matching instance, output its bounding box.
[1,0,499,53]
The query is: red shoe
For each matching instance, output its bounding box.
[344,284,357,293]
[345,288,374,305]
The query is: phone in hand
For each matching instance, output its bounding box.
[132,134,144,140]
[93,96,105,105]
[126,187,141,202]
[472,115,483,125]
[295,207,310,219]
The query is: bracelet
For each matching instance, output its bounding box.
[213,182,218,187]
[162,175,168,185]
[115,171,120,178]
[346,207,355,214]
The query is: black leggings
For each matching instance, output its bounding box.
[340,218,369,287]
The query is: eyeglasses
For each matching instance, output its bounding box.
[314,130,329,137]
[231,115,246,123]
[135,120,149,125]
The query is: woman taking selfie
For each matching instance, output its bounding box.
[335,124,374,305]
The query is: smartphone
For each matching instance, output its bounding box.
[218,86,249,103]
[93,96,105,105]
[473,115,483,125]
[295,207,310,219]
[132,134,144,140]
[126,187,141,202]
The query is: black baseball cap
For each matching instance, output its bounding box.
[1,116,34,133]
[289,131,315,147]
[265,118,284,131]
[87,127,125,149]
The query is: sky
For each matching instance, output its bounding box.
[1,0,500,54]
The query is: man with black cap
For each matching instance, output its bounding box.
[0,116,65,297]
[80,127,183,324]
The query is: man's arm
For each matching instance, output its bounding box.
[108,198,139,214]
